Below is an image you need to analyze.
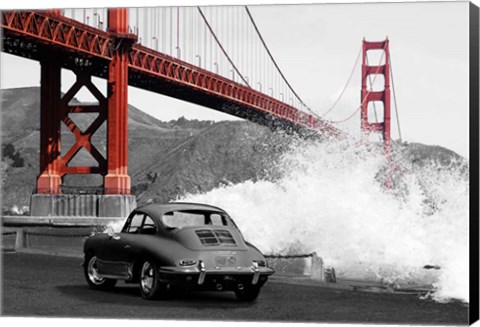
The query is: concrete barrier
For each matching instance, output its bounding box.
[2,215,125,227]
[14,228,29,249]
[2,227,88,257]
[2,225,335,283]
[310,252,326,281]
[30,194,136,218]
[265,252,333,282]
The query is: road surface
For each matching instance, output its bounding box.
[2,252,468,324]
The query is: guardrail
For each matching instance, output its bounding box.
[2,228,336,282]
[265,252,336,282]
[2,215,126,227]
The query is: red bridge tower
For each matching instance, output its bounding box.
[31,9,137,217]
[361,38,391,158]
[360,38,392,186]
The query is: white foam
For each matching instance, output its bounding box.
[182,136,469,303]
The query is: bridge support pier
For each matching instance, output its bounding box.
[36,54,62,195]
[104,8,131,195]
[30,8,137,218]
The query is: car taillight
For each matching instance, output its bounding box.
[255,260,266,267]
[179,259,197,266]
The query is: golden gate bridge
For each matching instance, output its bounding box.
[1,6,397,217]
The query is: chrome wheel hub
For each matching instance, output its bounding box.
[88,256,105,285]
[141,262,154,293]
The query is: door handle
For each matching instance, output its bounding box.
[124,245,131,249]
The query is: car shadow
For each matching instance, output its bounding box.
[56,284,255,307]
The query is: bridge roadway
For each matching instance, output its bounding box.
[2,252,467,324]
[1,10,343,135]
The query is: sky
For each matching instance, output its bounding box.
[0,0,475,158]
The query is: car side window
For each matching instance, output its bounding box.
[141,215,157,235]
[209,214,225,225]
[126,213,145,233]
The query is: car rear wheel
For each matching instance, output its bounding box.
[234,285,261,301]
[84,253,117,290]
[139,260,170,300]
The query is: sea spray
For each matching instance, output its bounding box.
[181,136,469,303]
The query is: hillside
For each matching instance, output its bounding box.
[0,87,286,211]
[0,87,467,213]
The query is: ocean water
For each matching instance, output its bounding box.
[181,136,469,303]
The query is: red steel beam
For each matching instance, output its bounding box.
[1,10,113,59]
[361,39,391,157]
[361,38,392,188]
[1,10,343,137]
[36,54,62,194]
[104,8,132,195]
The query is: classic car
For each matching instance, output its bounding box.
[83,202,275,301]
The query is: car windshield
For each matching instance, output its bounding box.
[161,210,228,229]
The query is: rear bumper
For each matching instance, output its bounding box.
[158,264,274,286]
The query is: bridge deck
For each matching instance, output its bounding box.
[1,10,343,136]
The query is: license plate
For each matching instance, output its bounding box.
[215,256,237,266]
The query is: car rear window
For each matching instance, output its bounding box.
[162,210,227,229]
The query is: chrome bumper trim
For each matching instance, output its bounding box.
[198,260,206,285]
[251,261,260,285]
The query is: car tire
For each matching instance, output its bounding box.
[84,253,117,290]
[139,259,170,300]
[234,285,261,301]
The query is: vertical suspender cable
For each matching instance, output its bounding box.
[198,8,201,66]
[162,8,165,53]
[226,7,230,77]
[253,12,256,85]
[235,7,238,77]
[154,8,157,50]
[144,8,147,45]
[204,9,207,69]
[183,8,187,62]
[389,52,403,142]
[134,8,137,35]
[231,7,234,78]
[247,11,250,83]
[176,7,180,58]
[242,9,245,82]
[245,6,314,113]
[197,6,250,86]
[214,7,218,72]
[170,8,173,56]
[189,8,192,63]
[190,8,193,62]
[220,6,224,75]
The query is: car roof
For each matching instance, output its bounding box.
[134,202,227,219]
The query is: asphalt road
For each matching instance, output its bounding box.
[2,252,468,324]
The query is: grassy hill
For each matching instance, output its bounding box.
[0,87,467,213]
[0,87,287,211]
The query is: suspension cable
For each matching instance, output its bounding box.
[330,106,362,124]
[244,6,311,109]
[197,7,250,87]
[329,45,386,124]
[388,52,403,142]
[321,45,362,117]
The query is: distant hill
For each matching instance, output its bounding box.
[0,87,467,213]
[0,87,288,211]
